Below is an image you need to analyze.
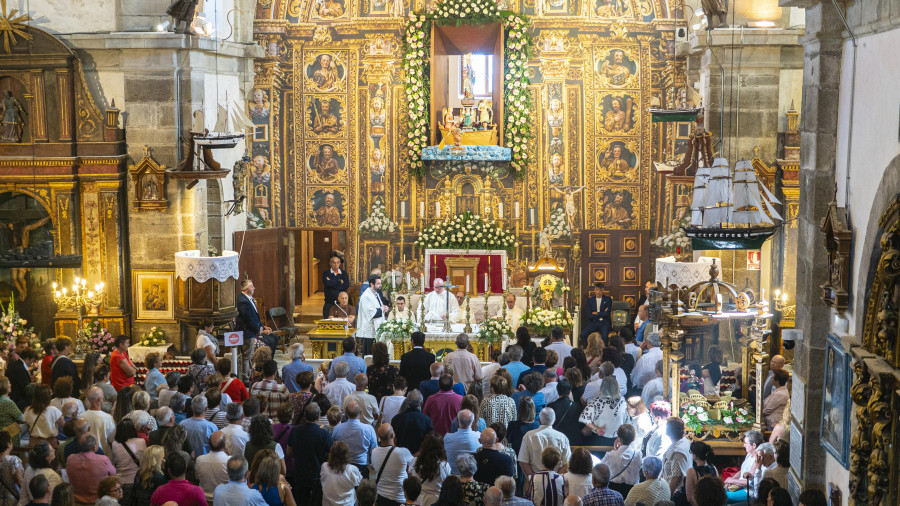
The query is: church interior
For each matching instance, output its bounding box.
[0,0,896,502]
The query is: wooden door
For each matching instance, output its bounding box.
[233,228,292,318]
[579,229,650,310]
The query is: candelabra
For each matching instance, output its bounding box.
[464,295,472,333]
[417,287,426,333]
[52,277,105,354]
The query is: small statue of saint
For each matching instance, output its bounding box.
[461,53,475,100]
[0,91,26,143]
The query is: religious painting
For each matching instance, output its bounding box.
[598,93,637,134]
[130,148,168,211]
[821,334,850,468]
[543,0,568,15]
[593,0,634,18]
[304,53,347,93]
[365,242,389,275]
[308,189,345,227]
[248,89,270,121]
[306,96,344,137]
[369,147,386,194]
[311,0,347,19]
[548,153,565,185]
[598,188,635,229]
[133,270,175,321]
[596,48,639,88]
[597,140,639,182]
[306,141,347,184]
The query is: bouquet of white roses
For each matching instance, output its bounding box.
[414,212,518,252]
[523,307,573,334]
[138,326,167,347]
[544,207,571,239]
[376,318,418,342]
[0,296,36,349]
[478,317,513,344]
[359,200,399,238]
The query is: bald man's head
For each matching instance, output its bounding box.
[209,431,226,452]
[430,362,443,378]
[355,373,368,390]
[770,355,785,370]
[480,428,498,447]
[74,418,89,435]
[377,424,394,445]
[563,496,583,506]
[87,387,104,408]
[345,399,361,419]
[484,486,502,506]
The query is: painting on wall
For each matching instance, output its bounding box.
[307,96,344,137]
[305,53,347,93]
[593,0,634,18]
[309,189,346,227]
[597,48,639,88]
[598,188,635,229]
[821,333,850,468]
[598,140,638,181]
[307,142,347,184]
[133,270,175,321]
[598,93,637,134]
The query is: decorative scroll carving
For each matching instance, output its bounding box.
[848,354,871,503]
[865,370,893,505]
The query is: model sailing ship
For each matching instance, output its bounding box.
[684,158,783,249]
[175,99,254,172]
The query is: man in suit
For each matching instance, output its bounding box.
[322,254,349,319]
[6,348,36,408]
[579,282,612,346]
[51,337,81,399]
[399,331,435,390]
[235,279,275,379]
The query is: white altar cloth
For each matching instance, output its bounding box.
[128,344,172,363]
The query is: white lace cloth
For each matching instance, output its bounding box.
[175,250,240,282]
[128,345,172,363]
[655,256,717,288]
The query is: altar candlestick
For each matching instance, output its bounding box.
[515,202,520,219]
[421,274,425,291]
[466,275,470,293]
[400,201,406,219]
[529,208,535,227]
[484,273,488,293]
[498,203,504,217]
[407,272,411,292]
[419,201,425,217]
[436,202,441,218]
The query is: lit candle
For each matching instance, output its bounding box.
[530,208,535,226]
[515,202,520,219]
[407,272,411,291]
[400,201,406,219]
[436,202,441,218]
[716,294,723,312]
[52,282,57,289]
[498,203,504,217]
[393,271,397,288]
[420,274,425,291]
[420,201,425,217]
[466,275,470,293]
[484,273,488,293]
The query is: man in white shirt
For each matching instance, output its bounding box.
[641,361,665,409]
[601,424,642,493]
[80,387,116,456]
[443,334,483,385]
[622,327,641,363]
[357,275,388,342]
[502,293,524,331]
[660,417,691,494]
[481,350,502,392]
[762,355,786,402]
[538,369,559,404]
[518,408,571,475]
[388,295,416,323]
[323,361,356,408]
[422,278,460,322]
[220,403,250,456]
[371,424,414,504]
[545,326,573,363]
[343,373,380,426]
[631,333,662,389]
[196,431,230,499]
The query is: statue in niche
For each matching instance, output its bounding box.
[251,156,272,185]
[231,157,247,215]
[369,95,386,145]
[310,54,342,90]
[0,91,26,143]
[142,174,160,200]
[370,148,385,194]
[701,0,728,29]
[442,107,456,130]
[165,0,199,33]
[548,98,563,137]
[315,0,345,17]
[390,0,405,17]
[600,190,634,228]
[599,142,637,180]
[548,153,564,185]
[600,50,634,86]
[312,98,341,135]
[603,95,634,133]
[461,53,475,100]
[477,99,492,125]
[595,0,632,17]
[2,215,50,300]
[310,145,342,182]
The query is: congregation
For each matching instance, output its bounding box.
[0,319,821,506]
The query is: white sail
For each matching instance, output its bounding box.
[229,99,254,133]
[705,164,733,207]
[214,104,228,133]
[690,166,711,226]
[702,205,732,227]
[762,194,783,223]
[191,109,205,133]
[758,177,783,205]
[732,160,764,224]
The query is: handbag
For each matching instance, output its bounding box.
[1,422,19,438]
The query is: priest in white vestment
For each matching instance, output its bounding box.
[357,274,388,340]
[388,294,416,323]
[422,278,460,322]
[502,292,524,330]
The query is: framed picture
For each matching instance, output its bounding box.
[821,333,850,468]
[133,270,175,322]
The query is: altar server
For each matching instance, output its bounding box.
[502,293,524,331]
[421,278,460,323]
[358,274,388,350]
[388,295,416,323]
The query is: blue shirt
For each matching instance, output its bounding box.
[511,390,546,415]
[180,417,217,457]
[636,320,649,343]
[332,418,377,466]
[144,368,167,400]
[327,353,368,382]
[503,361,530,384]
[213,481,268,506]
[443,427,482,474]
[282,359,314,393]
[450,417,487,433]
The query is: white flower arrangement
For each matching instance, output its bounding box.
[376,318,418,342]
[138,326,167,347]
[359,200,399,238]
[402,1,532,177]
[0,296,36,350]
[414,212,518,252]
[543,207,571,239]
[523,307,573,334]
[478,317,513,344]
[652,214,692,255]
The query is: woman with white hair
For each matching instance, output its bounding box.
[457,454,489,505]
[578,376,627,442]
[623,456,670,506]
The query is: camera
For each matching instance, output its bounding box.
[781,330,800,350]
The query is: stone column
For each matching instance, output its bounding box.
[789,0,845,496]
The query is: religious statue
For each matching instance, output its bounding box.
[316,0,345,17]
[142,174,160,200]
[461,53,475,100]
[549,154,565,185]
[451,127,463,147]
[390,0,405,17]
[477,99,492,125]
[602,191,633,228]
[701,0,728,29]
[311,193,342,226]
[548,98,564,139]
[600,144,632,180]
[3,216,51,300]
[370,148,385,194]
[442,107,456,130]
[165,0,199,34]
[600,50,632,86]
[231,156,247,215]
[551,185,585,232]
[252,156,272,185]
[369,96,386,144]
[673,110,714,176]
[312,54,340,90]
[312,99,340,135]
[0,91,26,143]
[249,89,270,120]
[312,145,341,182]
[595,0,632,17]
[604,96,633,133]
[462,108,474,128]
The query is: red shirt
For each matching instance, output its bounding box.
[66,452,116,503]
[40,355,53,386]
[150,479,207,506]
[221,376,249,402]
[110,350,135,391]
[422,390,463,436]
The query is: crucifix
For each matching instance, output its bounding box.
[551,185,586,233]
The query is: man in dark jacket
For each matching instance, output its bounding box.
[322,254,349,319]
[6,348,35,408]
[289,403,332,505]
[399,332,435,391]
[235,279,275,378]
[580,283,612,346]
[50,337,80,399]
[390,390,433,455]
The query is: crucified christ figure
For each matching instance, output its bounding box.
[2,216,51,300]
[551,185,585,233]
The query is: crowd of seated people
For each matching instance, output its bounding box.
[0,314,813,506]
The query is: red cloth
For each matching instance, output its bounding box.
[721,466,740,482]
[150,479,207,506]
[426,253,506,293]
[66,451,116,503]
[40,355,53,386]
[422,390,463,436]
[221,377,249,402]
[110,350,135,391]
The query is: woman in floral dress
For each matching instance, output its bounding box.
[578,376,628,443]
[480,376,517,428]
[365,342,398,401]
[457,454,489,506]
[0,431,22,506]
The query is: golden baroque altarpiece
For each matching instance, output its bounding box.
[252,0,688,285]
